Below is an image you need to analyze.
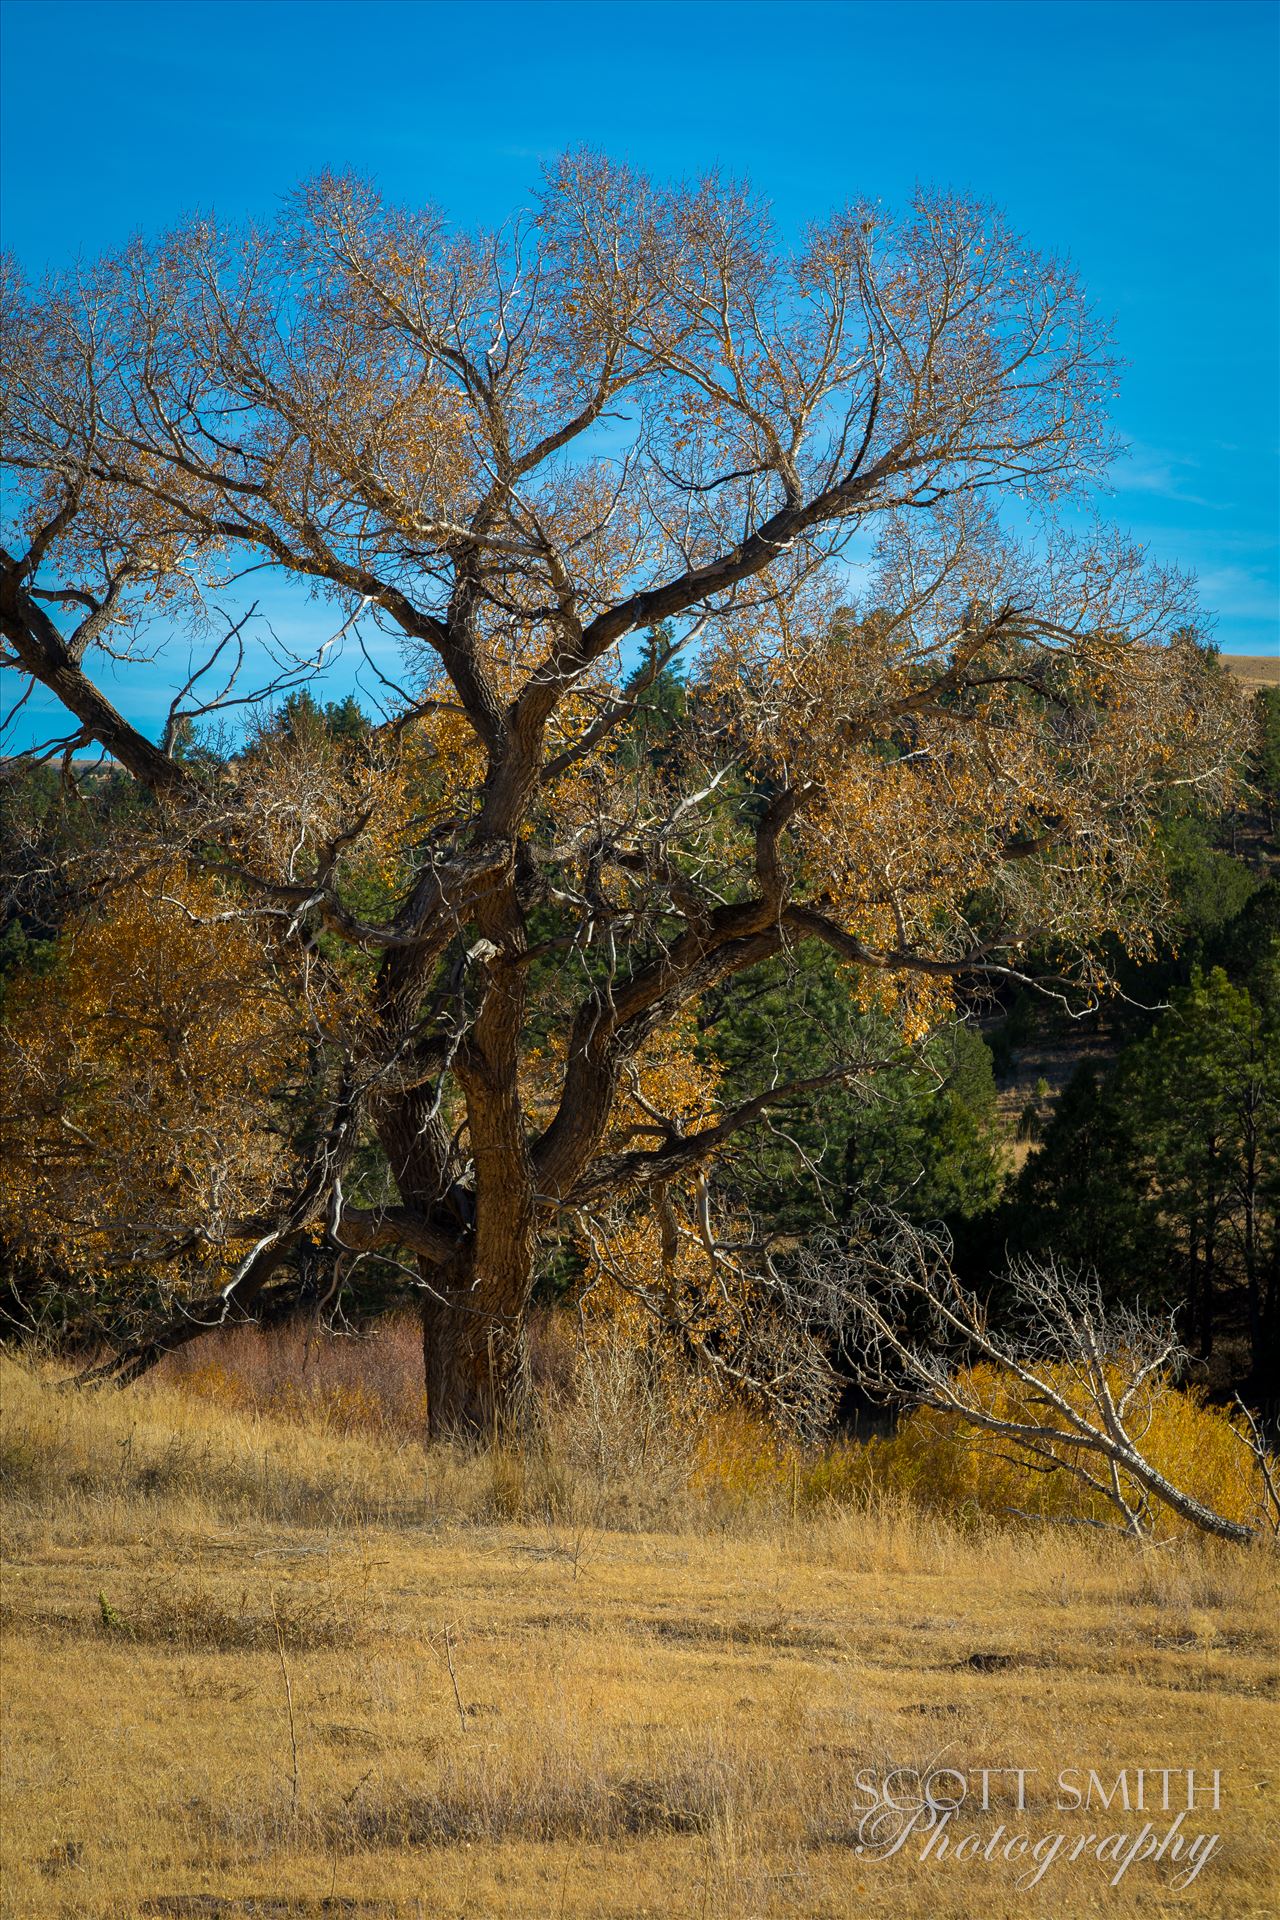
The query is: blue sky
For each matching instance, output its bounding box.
[1,0,1276,747]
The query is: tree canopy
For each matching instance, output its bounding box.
[0,158,1243,1433]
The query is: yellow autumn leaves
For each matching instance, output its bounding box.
[0,874,299,1282]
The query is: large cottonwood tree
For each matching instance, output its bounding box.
[0,159,1240,1433]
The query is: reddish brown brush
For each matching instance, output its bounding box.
[153,1317,427,1438]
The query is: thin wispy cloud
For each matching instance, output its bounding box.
[1108,442,1215,509]
[1193,565,1280,627]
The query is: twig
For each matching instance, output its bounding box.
[443,1623,467,1736]
[1233,1395,1280,1536]
[270,1590,301,1818]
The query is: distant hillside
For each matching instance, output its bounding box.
[1225,653,1279,690]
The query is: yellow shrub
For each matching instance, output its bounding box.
[688,1366,1274,1538]
[865,1365,1273,1537]
[691,1405,791,1510]
[691,1407,879,1519]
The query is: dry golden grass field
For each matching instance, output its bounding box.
[1,1340,1278,1920]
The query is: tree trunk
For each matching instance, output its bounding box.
[372,1079,535,1442]
[421,847,540,1442]
[420,1252,534,1441]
